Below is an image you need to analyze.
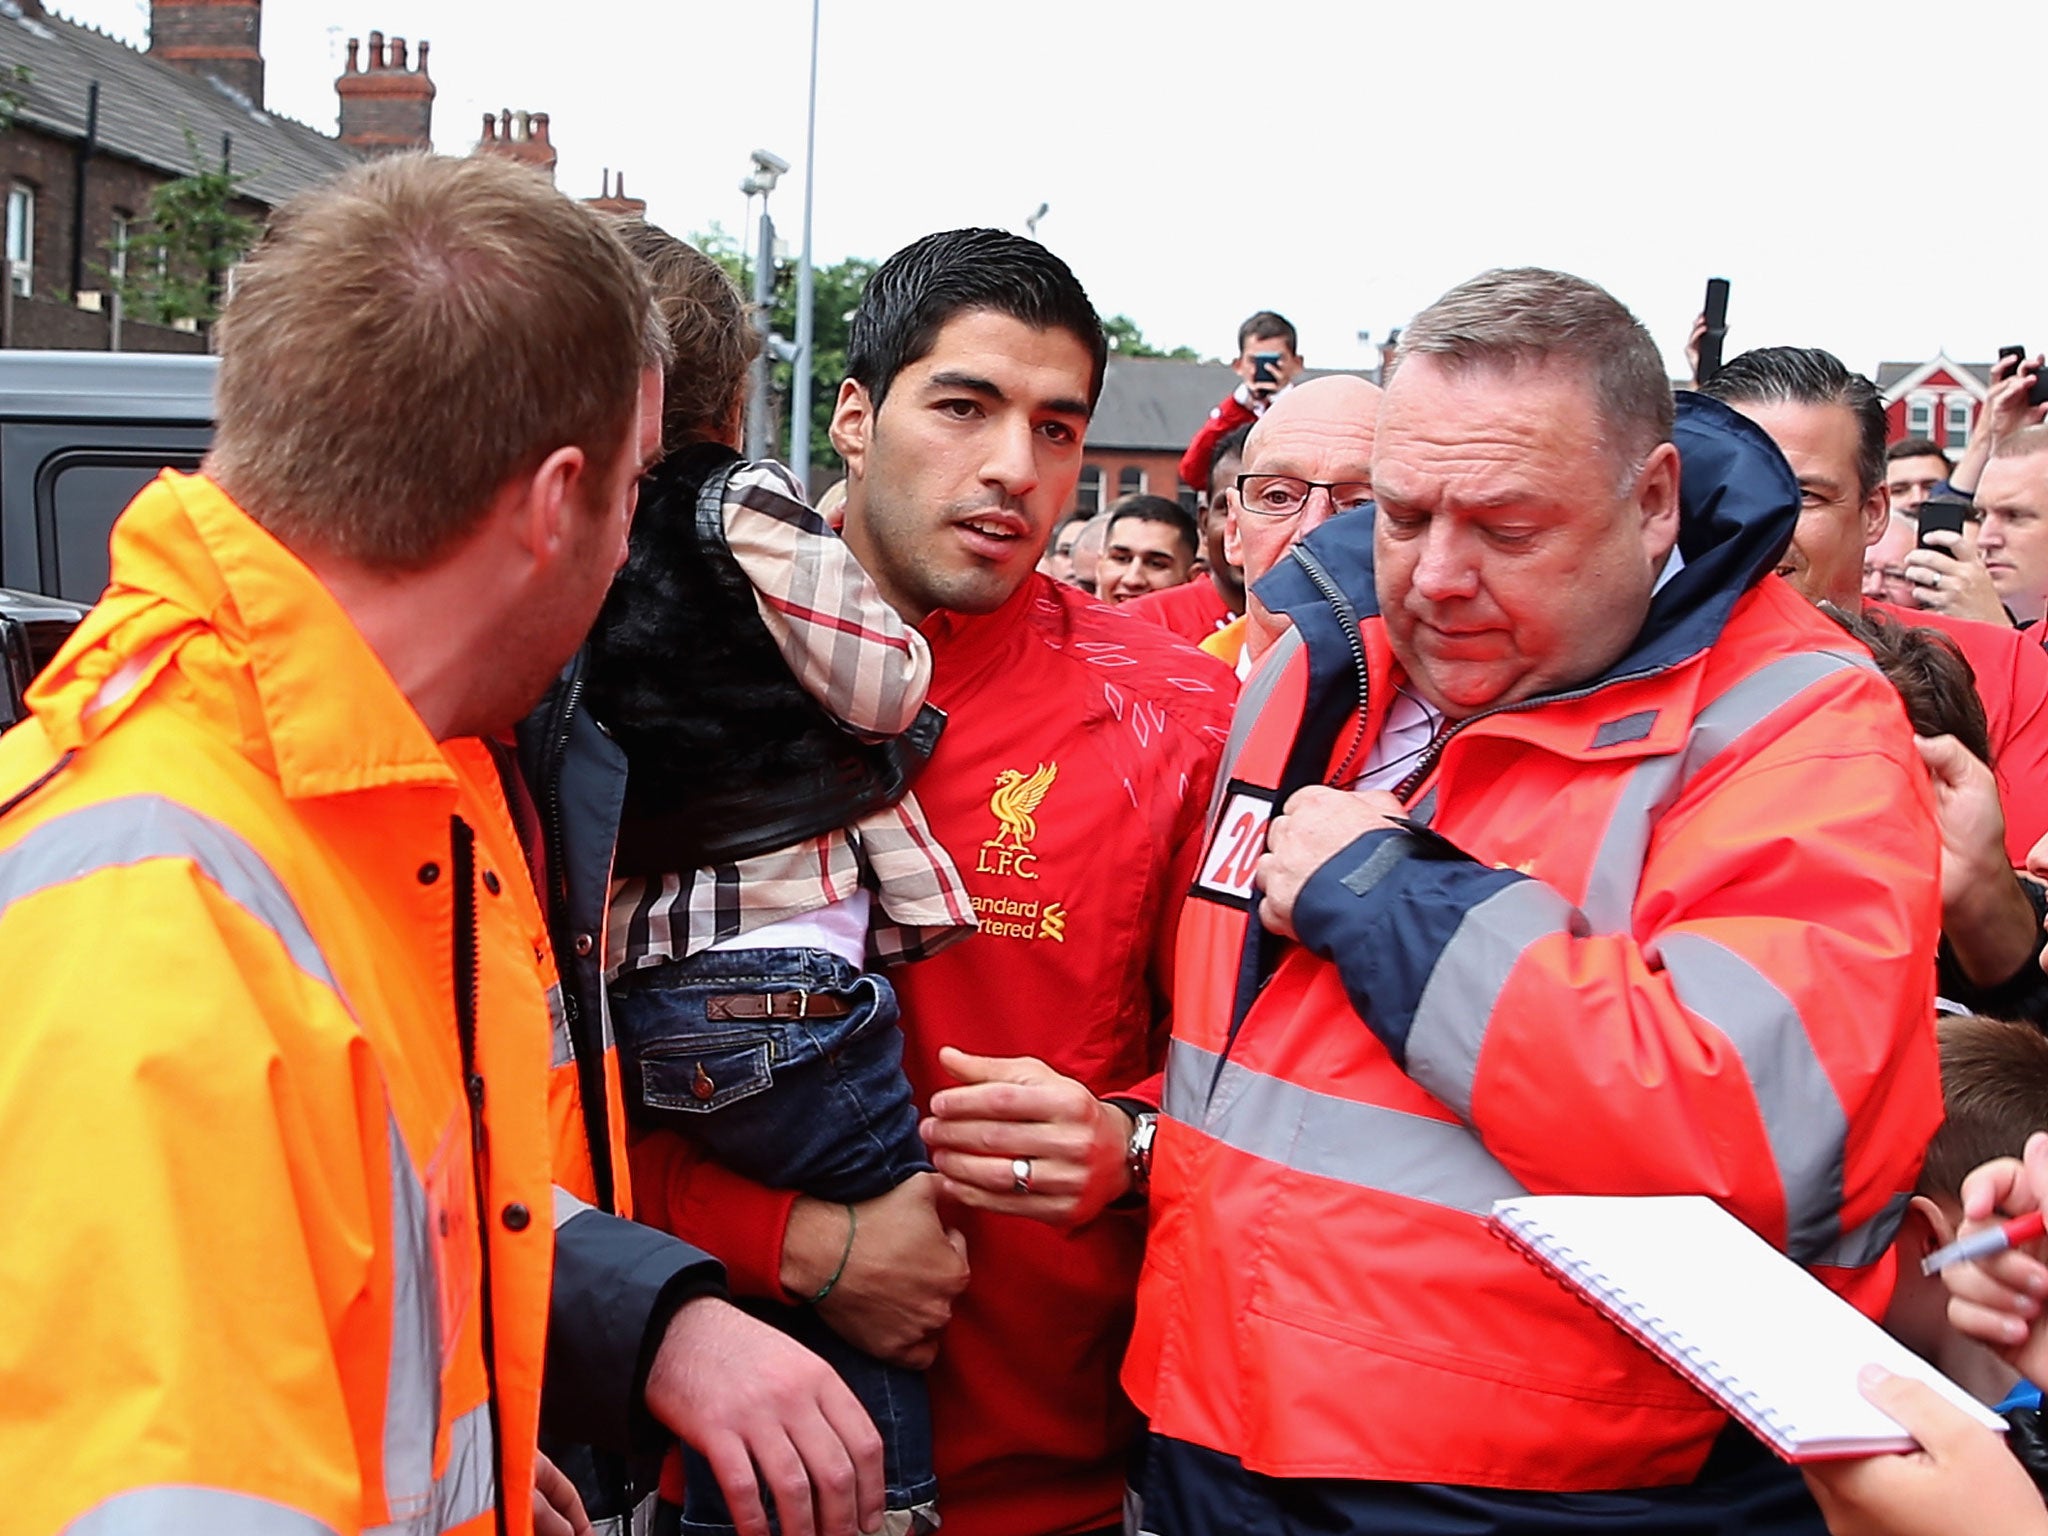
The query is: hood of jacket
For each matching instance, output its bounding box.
[26,470,456,800]
[1253,390,1801,692]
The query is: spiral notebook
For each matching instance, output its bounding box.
[1489,1194,2007,1460]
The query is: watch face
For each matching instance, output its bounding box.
[1128,1112,1159,1193]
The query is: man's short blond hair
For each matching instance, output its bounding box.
[209,152,664,570]
[1992,425,2048,464]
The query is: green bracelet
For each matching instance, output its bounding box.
[808,1202,856,1305]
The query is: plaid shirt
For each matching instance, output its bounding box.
[608,459,976,975]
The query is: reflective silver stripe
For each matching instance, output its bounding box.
[1811,1192,1912,1270]
[1163,1038,1528,1216]
[433,1402,496,1530]
[65,1488,343,1536]
[366,1402,496,1536]
[553,1183,593,1231]
[547,981,574,1069]
[0,794,341,991]
[0,796,448,1525]
[1402,878,1585,1120]
[588,1495,658,1536]
[1656,930,1847,1262]
[384,1113,439,1521]
[1581,650,1871,933]
[1206,626,1302,826]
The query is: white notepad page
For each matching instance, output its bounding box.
[1491,1194,2007,1459]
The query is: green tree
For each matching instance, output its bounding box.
[1102,312,1199,361]
[111,133,258,327]
[693,222,876,487]
[0,65,31,133]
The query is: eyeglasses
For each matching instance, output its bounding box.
[1235,473,1375,519]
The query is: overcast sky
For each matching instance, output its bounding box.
[50,0,2048,379]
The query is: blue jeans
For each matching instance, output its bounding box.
[611,947,936,1531]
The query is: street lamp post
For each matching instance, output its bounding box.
[739,149,789,463]
[788,0,821,491]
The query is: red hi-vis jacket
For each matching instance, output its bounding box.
[1125,397,1945,1492]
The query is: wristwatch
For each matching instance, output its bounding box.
[1124,1111,1159,1201]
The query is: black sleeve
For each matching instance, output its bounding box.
[1938,877,2048,1029]
[543,1200,727,1452]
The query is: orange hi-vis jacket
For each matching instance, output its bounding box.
[0,471,555,1536]
[1125,396,1946,1491]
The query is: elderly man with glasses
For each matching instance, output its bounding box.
[1204,374,1383,675]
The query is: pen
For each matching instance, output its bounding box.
[1921,1209,2048,1276]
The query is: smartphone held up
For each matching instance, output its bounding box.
[1695,278,1730,386]
[2001,344,2048,409]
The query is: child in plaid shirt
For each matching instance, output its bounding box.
[586,437,973,1536]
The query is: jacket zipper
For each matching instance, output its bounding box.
[536,672,619,1213]
[450,813,509,1536]
[1390,658,1705,804]
[0,748,74,820]
[541,676,580,940]
[1289,545,1374,787]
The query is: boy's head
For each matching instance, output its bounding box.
[1098,494,1199,604]
[1820,602,1993,767]
[1888,1015,2048,1368]
[615,219,759,457]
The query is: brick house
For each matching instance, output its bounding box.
[1079,358,1237,516]
[1876,353,1990,452]
[0,0,426,347]
[1078,356,1378,517]
[0,0,637,351]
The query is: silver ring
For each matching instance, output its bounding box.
[1011,1156,1032,1193]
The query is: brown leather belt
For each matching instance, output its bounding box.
[703,990,854,1023]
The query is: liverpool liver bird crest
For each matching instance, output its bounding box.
[988,762,1058,851]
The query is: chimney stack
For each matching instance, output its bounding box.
[585,169,647,220]
[336,26,437,156]
[149,0,264,107]
[473,108,558,182]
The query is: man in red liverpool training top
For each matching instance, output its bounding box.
[631,228,1237,1536]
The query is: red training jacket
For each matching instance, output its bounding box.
[1122,577,1236,646]
[633,573,1237,1536]
[1178,391,1256,492]
[1869,599,2048,863]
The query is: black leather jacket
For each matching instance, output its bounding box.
[583,442,941,875]
[512,658,724,1519]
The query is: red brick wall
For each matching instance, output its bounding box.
[336,35,435,156]
[3,292,206,351]
[0,121,268,316]
[149,0,263,106]
[1077,450,1187,515]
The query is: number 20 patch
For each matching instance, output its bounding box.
[1192,781,1276,910]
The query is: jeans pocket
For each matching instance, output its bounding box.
[640,1031,776,1114]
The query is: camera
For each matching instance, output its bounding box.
[740,149,791,198]
[1251,352,1281,387]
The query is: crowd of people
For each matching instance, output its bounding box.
[9,148,2048,1536]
